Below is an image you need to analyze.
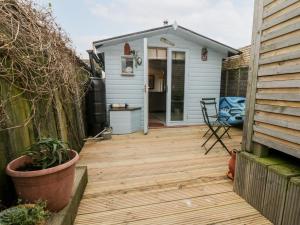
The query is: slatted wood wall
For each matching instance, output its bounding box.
[243,0,300,159]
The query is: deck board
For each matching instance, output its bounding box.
[75,126,271,225]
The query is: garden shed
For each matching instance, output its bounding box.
[93,24,240,133]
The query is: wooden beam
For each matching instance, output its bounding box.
[263,0,273,7]
[263,0,299,18]
[253,142,269,157]
[254,114,300,130]
[260,36,300,54]
[255,104,300,116]
[261,22,300,42]
[262,7,300,31]
[253,125,300,144]
[253,134,300,159]
[259,50,300,65]
[258,64,300,76]
[256,93,300,101]
[257,79,300,88]
[242,0,264,152]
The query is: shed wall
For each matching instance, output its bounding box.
[100,39,145,128]
[148,34,225,125]
[99,33,225,128]
[243,0,300,158]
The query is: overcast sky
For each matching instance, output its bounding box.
[35,0,254,58]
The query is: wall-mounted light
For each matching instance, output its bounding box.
[160,37,175,46]
[136,57,142,66]
[130,50,142,67]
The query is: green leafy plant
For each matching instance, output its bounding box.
[24,138,71,170]
[0,201,49,225]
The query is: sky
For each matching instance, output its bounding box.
[34,0,254,59]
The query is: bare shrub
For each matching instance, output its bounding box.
[0,0,89,130]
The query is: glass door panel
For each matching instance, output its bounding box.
[170,51,185,121]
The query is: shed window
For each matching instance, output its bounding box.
[148,48,167,60]
[121,56,134,75]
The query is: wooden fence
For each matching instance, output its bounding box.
[221,46,250,97]
[0,77,88,205]
[243,0,300,159]
[220,68,249,97]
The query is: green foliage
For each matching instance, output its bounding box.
[25,138,70,170]
[0,201,49,225]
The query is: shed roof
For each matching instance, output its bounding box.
[93,24,241,56]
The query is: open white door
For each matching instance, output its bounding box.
[143,38,149,134]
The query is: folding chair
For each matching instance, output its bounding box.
[201,98,231,139]
[200,100,231,155]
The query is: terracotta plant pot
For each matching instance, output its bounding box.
[6,150,79,212]
[227,150,237,180]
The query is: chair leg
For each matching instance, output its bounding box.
[205,127,231,155]
[202,128,210,137]
[224,127,231,139]
[201,126,221,147]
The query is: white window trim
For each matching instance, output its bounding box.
[121,55,134,76]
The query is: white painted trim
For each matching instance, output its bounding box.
[143,38,149,134]
[93,25,240,55]
[166,48,189,126]
[166,49,171,124]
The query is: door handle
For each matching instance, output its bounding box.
[144,84,148,93]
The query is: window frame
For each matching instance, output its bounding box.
[121,55,134,76]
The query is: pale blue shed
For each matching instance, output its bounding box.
[93,24,240,134]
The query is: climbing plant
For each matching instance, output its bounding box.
[0,0,89,131]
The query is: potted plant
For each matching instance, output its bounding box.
[6,138,79,211]
[0,201,49,225]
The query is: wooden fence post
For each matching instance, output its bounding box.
[242,0,264,152]
[54,91,68,143]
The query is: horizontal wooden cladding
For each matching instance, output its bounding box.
[259,50,300,65]
[262,3,300,31]
[248,0,300,159]
[258,73,300,81]
[255,103,300,116]
[254,111,300,130]
[257,87,300,93]
[263,0,299,19]
[256,99,300,107]
[257,79,300,88]
[256,93,300,101]
[253,132,300,159]
[258,61,300,76]
[263,0,274,8]
[254,122,300,142]
[261,17,300,42]
[260,30,300,54]
[261,44,300,62]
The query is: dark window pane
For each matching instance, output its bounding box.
[171,51,185,121]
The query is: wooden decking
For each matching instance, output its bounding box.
[75,126,271,225]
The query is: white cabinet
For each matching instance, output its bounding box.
[109,107,141,134]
